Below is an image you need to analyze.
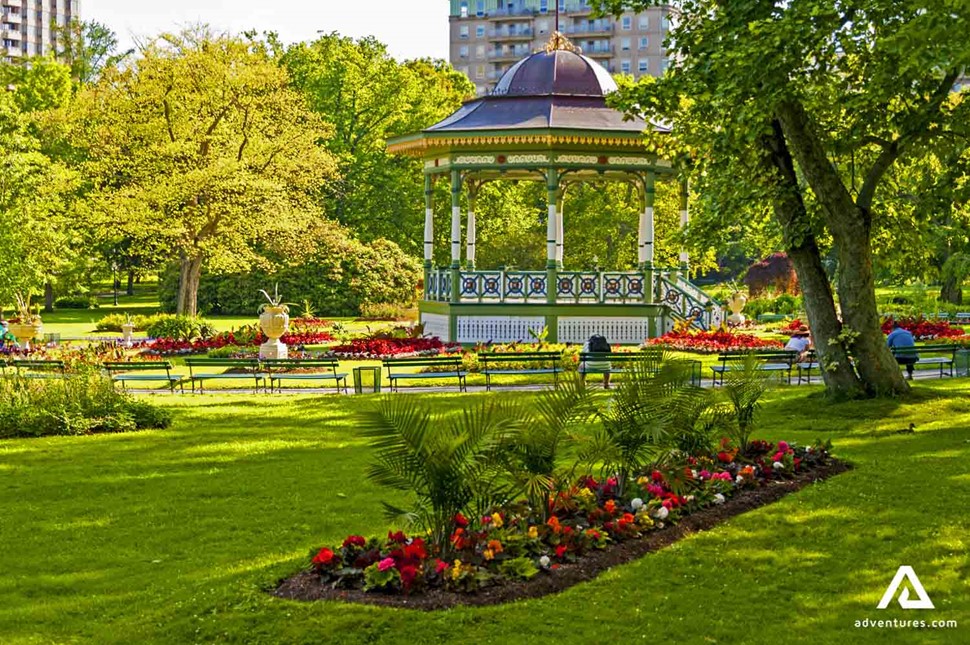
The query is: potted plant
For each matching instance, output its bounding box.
[9,293,43,349]
[725,282,748,325]
[258,284,290,359]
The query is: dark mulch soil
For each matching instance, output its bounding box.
[273,460,851,610]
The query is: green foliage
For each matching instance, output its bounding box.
[359,396,518,551]
[497,556,540,581]
[0,372,171,438]
[54,295,99,310]
[143,315,214,341]
[722,355,773,453]
[158,224,420,316]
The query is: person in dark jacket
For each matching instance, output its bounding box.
[886,321,918,380]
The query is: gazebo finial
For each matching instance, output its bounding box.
[544,31,581,54]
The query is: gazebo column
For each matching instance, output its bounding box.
[423,174,434,299]
[450,169,462,303]
[466,185,477,270]
[639,172,656,303]
[556,191,564,267]
[679,178,690,273]
[546,168,560,342]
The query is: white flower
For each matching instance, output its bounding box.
[735,475,744,484]
[630,498,644,511]
[773,461,784,470]
[691,469,698,478]
[685,495,695,503]
[713,493,725,505]
[651,506,669,520]
[656,521,665,529]
[539,555,550,568]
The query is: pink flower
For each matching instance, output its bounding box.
[647,484,664,497]
[698,470,712,480]
[378,557,395,572]
[777,441,790,452]
[435,559,449,575]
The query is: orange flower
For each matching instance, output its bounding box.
[604,500,617,515]
[546,516,561,533]
[487,539,504,554]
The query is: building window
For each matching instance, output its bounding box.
[620,37,631,51]
[639,15,649,30]
[662,15,671,30]
[460,1,468,18]
[459,45,469,58]
[459,25,469,39]
[476,44,485,58]
[621,59,631,73]
[476,0,485,17]
[621,16,632,30]
[638,60,648,73]
[537,19,548,34]
[559,0,566,12]
[460,66,469,76]
[476,25,485,38]
[639,36,648,49]
[540,0,548,13]
[476,65,486,79]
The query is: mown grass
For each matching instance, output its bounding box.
[1,382,969,643]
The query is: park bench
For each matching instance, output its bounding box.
[103,361,184,393]
[13,359,66,379]
[757,313,786,323]
[579,350,702,386]
[185,358,265,393]
[710,350,799,386]
[262,358,349,394]
[479,350,563,391]
[955,312,970,324]
[795,349,820,384]
[383,356,466,392]
[890,344,958,378]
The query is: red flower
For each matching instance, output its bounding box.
[342,535,366,549]
[399,564,418,590]
[387,531,408,544]
[717,451,734,464]
[403,539,427,561]
[454,513,469,528]
[435,559,449,575]
[312,547,337,567]
[555,545,568,559]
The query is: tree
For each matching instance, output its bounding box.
[69,30,339,316]
[282,35,474,253]
[596,0,970,397]
[0,56,72,113]
[54,19,133,86]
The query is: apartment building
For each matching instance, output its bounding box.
[1,0,79,63]
[449,0,671,95]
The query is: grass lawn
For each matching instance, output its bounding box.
[2,383,969,644]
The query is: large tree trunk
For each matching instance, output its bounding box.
[126,270,135,297]
[760,121,865,398]
[176,254,203,317]
[940,277,962,305]
[776,100,908,396]
[44,282,54,313]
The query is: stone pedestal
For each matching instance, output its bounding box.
[121,324,134,346]
[259,339,288,360]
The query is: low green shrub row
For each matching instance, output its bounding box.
[95,313,216,339]
[0,371,172,439]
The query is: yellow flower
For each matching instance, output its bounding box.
[491,512,504,528]
[483,548,494,561]
[528,526,538,539]
[451,560,463,581]
[577,488,594,501]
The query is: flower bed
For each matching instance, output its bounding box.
[649,328,784,353]
[327,337,461,359]
[881,316,965,341]
[143,322,335,356]
[277,439,839,607]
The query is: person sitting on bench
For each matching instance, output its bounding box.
[582,334,612,389]
[886,321,918,380]
[784,325,813,362]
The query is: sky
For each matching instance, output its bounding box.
[82,0,451,61]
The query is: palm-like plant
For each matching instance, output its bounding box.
[722,354,773,453]
[360,396,519,552]
[499,373,598,519]
[582,351,709,498]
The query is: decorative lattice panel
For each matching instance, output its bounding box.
[420,313,450,342]
[456,316,547,344]
[558,317,656,345]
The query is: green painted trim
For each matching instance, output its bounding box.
[420,301,667,317]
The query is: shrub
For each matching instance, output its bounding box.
[55,295,99,309]
[144,315,213,341]
[744,252,799,297]
[0,372,171,439]
[358,302,415,321]
[95,313,170,333]
[158,229,420,317]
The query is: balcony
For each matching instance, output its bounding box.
[489,48,530,62]
[486,7,537,21]
[489,27,533,41]
[1,11,21,24]
[563,22,613,36]
[583,44,614,57]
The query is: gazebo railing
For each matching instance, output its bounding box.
[555,271,646,303]
[458,269,549,303]
[656,275,722,330]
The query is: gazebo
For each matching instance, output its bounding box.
[388,34,721,344]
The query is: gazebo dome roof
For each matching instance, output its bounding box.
[492,49,618,97]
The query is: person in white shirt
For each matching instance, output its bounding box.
[784,325,813,361]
